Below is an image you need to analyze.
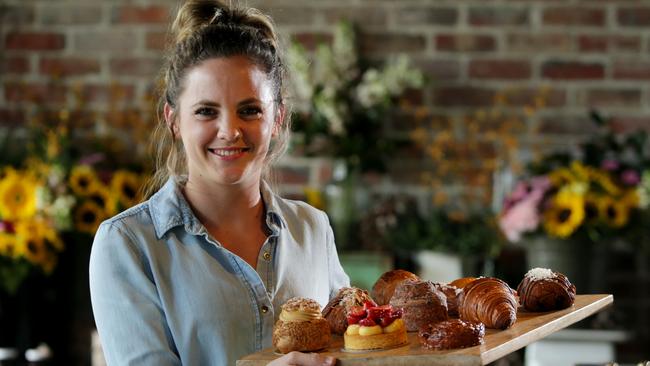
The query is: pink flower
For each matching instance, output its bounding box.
[601,159,620,172]
[621,169,640,186]
[499,176,550,242]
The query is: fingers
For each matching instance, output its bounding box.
[275,351,336,366]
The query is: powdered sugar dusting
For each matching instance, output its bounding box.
[525,267,556,281]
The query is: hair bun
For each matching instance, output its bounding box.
[172,0,278,50]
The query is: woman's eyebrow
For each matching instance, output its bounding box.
[237,98,262,106]
[192,100,221,108]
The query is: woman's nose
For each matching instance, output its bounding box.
[216,114,241,142]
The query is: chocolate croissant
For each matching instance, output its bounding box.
[322,287,375,335]
[517,268,576,312]
[458,277,517,330]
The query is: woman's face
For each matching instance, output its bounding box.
[166,56,281,188]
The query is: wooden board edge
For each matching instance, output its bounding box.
[480,294,614,364]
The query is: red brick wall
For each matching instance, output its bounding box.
[2,0,650,190]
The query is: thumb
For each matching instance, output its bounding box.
[287,352,336,366]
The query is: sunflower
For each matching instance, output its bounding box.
[548,168,575,187]
[110,170,142,209]
[0,232,20,258]
[621,189,640,209]
[583,193,601,224]
[598,195,629,228]
[15,231,49,267]
[15,218,64,253]
[74,200,105,234]
[86,182,117,216]
[543,190,585,238]
[0,169,39,221]
[69,165,99,196]
[590,170,622,196]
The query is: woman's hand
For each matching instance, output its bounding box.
[267,351,336,366]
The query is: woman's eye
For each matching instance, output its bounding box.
[239,106,262,119]
[195,107,217,117]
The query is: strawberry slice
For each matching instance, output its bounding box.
[362,299,378,310]
[359,317,377,327]
[347,314,363,325]
[379,317,395,327]
[366,304,392,320]
[388,307,404,318]
[349,305,366,318]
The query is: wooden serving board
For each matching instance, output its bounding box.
[237,294,613,366]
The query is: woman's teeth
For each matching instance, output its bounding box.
[211,148,246,157]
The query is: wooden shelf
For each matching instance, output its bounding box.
[237,294,613,366]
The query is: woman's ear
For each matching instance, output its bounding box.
[164,102,179,139]
[272,104,286,137]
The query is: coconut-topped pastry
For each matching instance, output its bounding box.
[272,297,331,353]
[517,267,576,312]
[344,301,408,351]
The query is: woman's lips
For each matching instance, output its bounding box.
[208,147,250,160]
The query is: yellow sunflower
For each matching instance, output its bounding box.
[86,182,117,216]
[590,169,621,196]
[583,193,601,224]
[15,230,49,268]
[548,167,575,187]
[74,200,105,234]
[69,165,99,196]
[110,170,142,209]
[15,218,64,253]
[621,189,640,209]
[598,195,629,228]
[543,190,585,238]
[0,169,39,221]
[0,232,20,258]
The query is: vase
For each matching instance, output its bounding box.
[524,236,605,294]
[0,290,20,364]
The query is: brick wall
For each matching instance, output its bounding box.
[3,0,650,192]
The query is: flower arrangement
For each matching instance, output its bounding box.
[499,111,650,244]
[287,21,424,173]
[0,82,150,296]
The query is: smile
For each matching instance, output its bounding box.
[208,147,250,157]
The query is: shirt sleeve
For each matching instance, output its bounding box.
[89,222,181,366]
[322,211,351,299]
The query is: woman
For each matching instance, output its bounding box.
[89,1,348,365]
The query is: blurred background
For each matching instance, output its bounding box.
[1,0,649,365]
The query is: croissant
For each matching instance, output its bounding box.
[517,268,576,312]
[322,287,375,335]
[458,277,517,329]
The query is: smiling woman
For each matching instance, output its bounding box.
[88,1,348,366]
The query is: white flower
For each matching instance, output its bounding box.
[286,43,313,113]
[35,186,52,211]
[51,195,75,231]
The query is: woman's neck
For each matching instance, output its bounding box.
[182,177,264,232]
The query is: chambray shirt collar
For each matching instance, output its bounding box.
[149,177,286,240]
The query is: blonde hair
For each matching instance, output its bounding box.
[144,0,291,198]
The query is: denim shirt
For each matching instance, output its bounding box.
[89,178,350,366]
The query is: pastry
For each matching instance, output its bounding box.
[458,277,517,330]
[343,302,408,351]
[322,287,375,335]
[449,276,477,289]
[272,297,331,353]
[419,319,485,350]
[432,282,462,317]
[371,269,420,305]
[389,280,448,332]
[517,267,576,312]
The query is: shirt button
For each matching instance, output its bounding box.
[263,251,271,261]
[261,305,269,314]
